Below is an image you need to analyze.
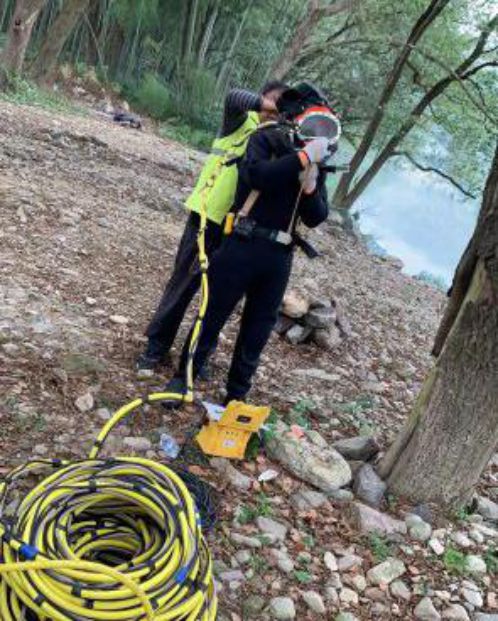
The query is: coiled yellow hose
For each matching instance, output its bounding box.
[0,169,219,620]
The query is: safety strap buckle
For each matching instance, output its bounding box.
[275,231,293,245]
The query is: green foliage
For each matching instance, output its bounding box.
[415,271,448,291]
[443,547,467,575]
[293,569,312,584]
[236,492,273,524]
[484,546,498,575]
[453,505,472,523]
[159,121,213,152]
[287,398,316,428]
[368,533,394,563]
[0,77,85,115]
[133,73,172,118]
[249,555,269,574]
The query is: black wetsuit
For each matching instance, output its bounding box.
[175,124,328,400]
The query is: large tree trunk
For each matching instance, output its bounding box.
[31,0,90,83]
[378,142,498,508]
[0,0,47,83]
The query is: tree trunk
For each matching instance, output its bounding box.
[333,10,497,210]
[270,0,356,81]
[331,0,450,209]
[378,142,498,508]
[215,0,254,91]
[0,0,47,82]
[31,0,90,83]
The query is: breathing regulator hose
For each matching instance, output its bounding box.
[0,174,217,619]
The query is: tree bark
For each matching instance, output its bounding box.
[31,0,90,83]
[331,0,450,209]
[0,0,47,82]
[378,142,498,508]
[270,0,356,81]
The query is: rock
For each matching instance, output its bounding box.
[2,342,19,356]
[75,391,94,412]
[291,488,328,511]
[95,407,111,421]
[33,444,48,456]
[339,588,359,605]
[364,587,387,602]
[328,573,343,589]
[353,464,386,507]
[123,436,152,452]
[461,584,483,608]
[441,605,470,620]
[414,597,441,620]
[474,615,498,621]
[333,436,380,461]
[274,314,296,335]
[337,554,363,571]
[109,314,129,325]
[329,489,355,503]
[390,580,411,601]
[271,549,294,573]
[313,326,343,350]
[335,614,359,621]
[428,538,445,556]
[219,569,245,582]
[302,591,326,614]
[269,596,296,619]
[235,550,252,565]
[465,555,487,575]
[409,521,432,542]
[281,291,309,318]
[451,532,472,548]
[266,422,352,492]
[325,587,339,604]
[469,529,485,544]
[256,516,288,542]
[230,533,262,548]
[305,305,335,329]
[350,574,367,592]
[242,595,266,617]
[286,324,312,345]
[324,551,338,572]
[476,496,498,523]
[210,458,252,491]
[347,502,407,536]
[367,558,406,586]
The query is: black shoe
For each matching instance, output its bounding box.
[197,363,212,381]
[136,351,163,374]
[161,376,187,410]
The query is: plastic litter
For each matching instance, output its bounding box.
[159,433,180,459]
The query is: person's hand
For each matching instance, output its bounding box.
[299,163,319,194]
[302,137,330,164]
[261,96,278,114]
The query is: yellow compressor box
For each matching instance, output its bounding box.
[196,401,271,460]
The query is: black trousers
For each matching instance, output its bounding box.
[178,235,293,400]
[145,212,224,358]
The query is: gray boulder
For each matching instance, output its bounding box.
[266,422,352,492]
[353,464,386,507]
[333,436,380,461]
[476,495,498,523]
[347,502,407,536]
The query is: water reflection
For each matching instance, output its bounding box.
[354,163,479,286]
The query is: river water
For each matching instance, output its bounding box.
[348,163,479,287]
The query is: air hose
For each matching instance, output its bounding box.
[0,171,218,619]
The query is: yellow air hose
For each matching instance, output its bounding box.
[0,170,219,620]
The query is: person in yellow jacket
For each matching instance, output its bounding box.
[137,81,288,372]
